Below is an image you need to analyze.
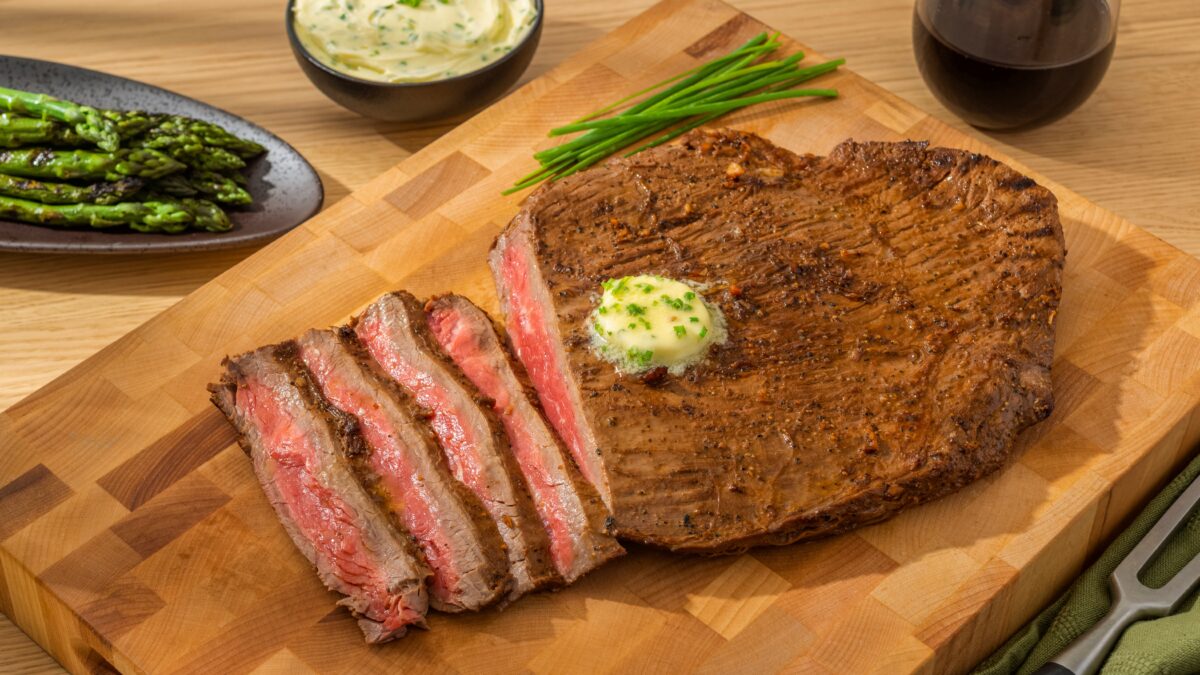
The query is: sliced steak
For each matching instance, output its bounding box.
[490,128,1064,553]
[296,328,511,612]
[209,344,430,642]
[427,294,624,582]
[353,291,560,599]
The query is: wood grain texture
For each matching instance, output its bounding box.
[0,0,1198,672]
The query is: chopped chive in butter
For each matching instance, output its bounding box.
[588,274,725,374]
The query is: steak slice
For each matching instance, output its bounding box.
[296,328,511,612]
[353,291,560,599]
[209,344,430,642]
[490,128,1064,553]
[427,294,624,582]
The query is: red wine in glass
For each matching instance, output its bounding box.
[913,0,1118,130]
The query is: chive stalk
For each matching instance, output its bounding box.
[549,89,839,136]
[503,34,844,195]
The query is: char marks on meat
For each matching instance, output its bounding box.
[427,294,624,582]
[490,128,1064,553]
[209,344,430,642]
[296,328,512,612]
[353,291,561,599]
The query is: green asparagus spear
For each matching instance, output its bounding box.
[186,169,252,205]
[149,171,251,205]
[132,133,246,171]
[0,173,143,205]
[144,116,265,158]
[0,87,120,152]
[0,194,192,230]
[190,145,246,172]
[0,113,83,147]
[145,189,231,230]
[182,197,232,232]
[146,192,231,232]
[136,200,194,233]
[0,147,185,181]
[101,110,163,139]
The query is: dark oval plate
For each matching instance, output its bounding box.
[0,56,323,254]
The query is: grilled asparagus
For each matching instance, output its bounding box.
[0,147,185,181]
[0,194,192,231]
[0,173,144,205]
[0,87,119,151]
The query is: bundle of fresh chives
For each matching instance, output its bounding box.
[503,33,844,195]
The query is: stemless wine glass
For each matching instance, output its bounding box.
[912,0,1120,130]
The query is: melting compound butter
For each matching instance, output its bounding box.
[589,274,726,374]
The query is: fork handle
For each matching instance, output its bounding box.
[1034,603,1143,675]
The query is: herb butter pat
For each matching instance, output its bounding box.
[589,275,726,374]
[293,0,538,84]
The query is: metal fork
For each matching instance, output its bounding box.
[1035,471,1200,675]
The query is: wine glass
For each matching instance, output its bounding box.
[912,0,1120,130]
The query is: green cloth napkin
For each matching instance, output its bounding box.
[974,451,1200,675]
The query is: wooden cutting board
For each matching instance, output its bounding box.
[3,1,1200,672]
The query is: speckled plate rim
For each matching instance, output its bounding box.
[0,55,324,254]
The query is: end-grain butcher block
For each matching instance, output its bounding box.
[490,128,1065,553]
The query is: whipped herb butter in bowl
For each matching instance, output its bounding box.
[293,0,538,83]
[285,0,543,121]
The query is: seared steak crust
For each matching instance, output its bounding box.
[491,128,1064,553]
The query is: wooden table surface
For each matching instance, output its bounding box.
[1,1,1197,672]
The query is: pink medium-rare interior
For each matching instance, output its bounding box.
[298,342,460,606]
[428,304,577,576]
[355,311,491,504]
[498,239,595,491]
[234,372,421,634]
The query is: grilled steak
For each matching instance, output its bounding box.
[427,294,624,582]
[209,344,430,642]
[296,328,511,612]
[353,291,560,599]
[490,128,1064,553]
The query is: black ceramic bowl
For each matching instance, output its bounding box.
[285,0,543,122]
